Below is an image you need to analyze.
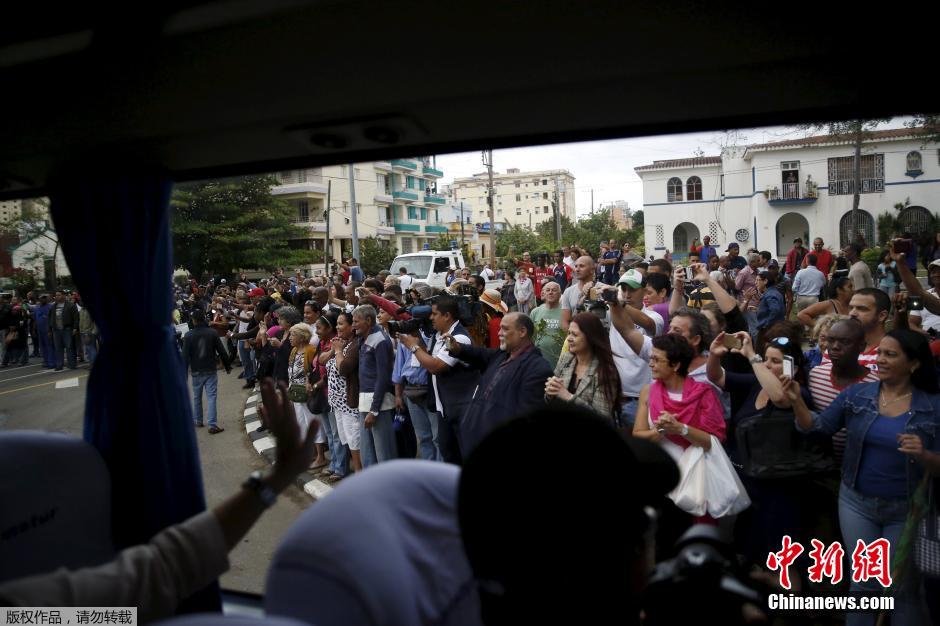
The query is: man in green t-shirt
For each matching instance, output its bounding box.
[529,280,564,369]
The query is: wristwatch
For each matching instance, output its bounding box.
[242,470,277,508]
[409,344,420,354]
[749,355,764,364]
[680,424,689,437]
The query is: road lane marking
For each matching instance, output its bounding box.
[0,375,89,396]
[0,370,58,384]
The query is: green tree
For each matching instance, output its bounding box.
[428,235,454,251]
[0,198,62,286]
[10,267,39,296]
[358,237,398,277]
[170,175,310,279]
[632,210,644,229]
[799,119,891,246]
[495,225,540,257]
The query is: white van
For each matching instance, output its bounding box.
[390,251,466,290]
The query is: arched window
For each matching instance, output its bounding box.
[667,177,683,202]
[686,176,703,201]
[906,151,923,174]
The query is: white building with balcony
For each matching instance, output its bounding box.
[635,128,939,261]
[447,168,576,230]
[271,156,447,262]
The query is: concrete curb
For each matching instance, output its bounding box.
[244,391,335,501]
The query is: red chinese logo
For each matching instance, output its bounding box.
[766,535,804,590]
[807,539,845,585]
[851,538,893,588]
[768,537,893,588]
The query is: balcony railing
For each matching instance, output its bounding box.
[767,181,819,204]
[423,166,444,178]
[424,193,445,205]
[391,159,418,170]
[393,190,420,202]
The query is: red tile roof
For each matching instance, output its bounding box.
[746,127,929,150]
[634,156,722,172]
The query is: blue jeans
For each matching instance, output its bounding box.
[405,396,440,461]
[192,371,219,427]
[358,409,397,468]
[323,410,349,476]
[621,398,639,429]
[52,327,77,369]
[81,332,98,366]
[743,311,758,341]
[839,485,924,626]
[238,341,255,381]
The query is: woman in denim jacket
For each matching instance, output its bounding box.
[785,329,940,626]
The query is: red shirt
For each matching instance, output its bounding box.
[488,315,502,349]
[802,248,833,275]
[516,261,535,276]
[533,268,549,299]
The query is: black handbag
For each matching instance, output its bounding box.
[735,401,834,479]
[306,346,329,414]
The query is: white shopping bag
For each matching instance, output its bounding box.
[668,436,750,518]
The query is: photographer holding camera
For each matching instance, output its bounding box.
[398,296,480,465]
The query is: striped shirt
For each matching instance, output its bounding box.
[857,345,879,372]
[808,361,879,411]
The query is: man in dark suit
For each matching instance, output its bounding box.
[50,290,79,370]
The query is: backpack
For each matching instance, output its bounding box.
[734,401,834,479]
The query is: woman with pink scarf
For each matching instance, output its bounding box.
[633,334,726,528]
[634,334,725,451]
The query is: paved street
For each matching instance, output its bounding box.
[0,351,309,595]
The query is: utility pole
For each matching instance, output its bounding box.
[553,177,563,243]
[482,150,495,269]
[348,164,360,261]
[459,201,466,251]
[590,188,594,215]
[324,180,331,276]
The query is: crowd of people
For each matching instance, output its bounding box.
[6,233,938,623]
[168,236,940,623]
[0,290,98,371]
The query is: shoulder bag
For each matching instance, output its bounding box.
[735,401,834,479]
[305,345,329,414]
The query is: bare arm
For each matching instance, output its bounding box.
[669,268,686,315]
[797,299,827,329]
[733,332,787,403]
[398,334,452,375]
[706,334,728,389]
[694,263,736,314]
[608,294,647,354]
[631,386,661,443]
[893,246,940,316]
[561,307,573,332]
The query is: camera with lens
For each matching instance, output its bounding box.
[389,285,479,336]
[643,525,764,625]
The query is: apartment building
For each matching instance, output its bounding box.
[271,157,447,262]
[635,128,939,260]
[447,168,576,230]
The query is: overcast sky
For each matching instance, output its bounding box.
[435,118,912,218]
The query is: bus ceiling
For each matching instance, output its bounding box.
[0,0,935,199]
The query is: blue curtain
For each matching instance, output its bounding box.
[50,168,217,608]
